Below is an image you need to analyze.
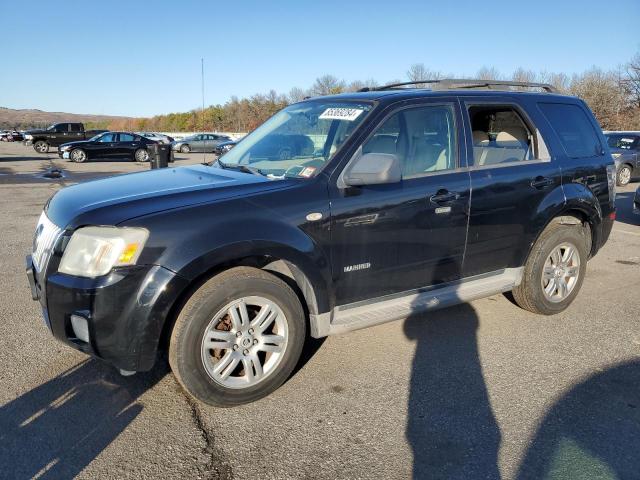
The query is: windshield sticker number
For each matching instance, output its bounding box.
[319,108,364,122]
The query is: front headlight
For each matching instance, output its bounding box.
[24,134,33,140]
[612,153,622,159]
[59,226,149,278]
[60,145,72,151]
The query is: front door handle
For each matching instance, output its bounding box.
[530,176,554,189]
[430,190,460,204]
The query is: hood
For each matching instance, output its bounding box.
[46,164,288,229]
[24,128,47,135]
[59,139,92,148]
[610,147,633,155]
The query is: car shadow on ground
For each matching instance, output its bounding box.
[0,359,167,479]
[516,360,640,479]
[404,302,502,479]
[614,190,639,226]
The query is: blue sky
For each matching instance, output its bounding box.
[1,0,638,117]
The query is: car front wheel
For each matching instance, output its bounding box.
[512,220,589,315]
[169,267,306,406]
[180,144,191,153]
[70,149,87,163]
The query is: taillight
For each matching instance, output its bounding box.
[606,164,617,205]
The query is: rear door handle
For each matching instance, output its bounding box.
[530,176,554,189]
[430,190,460,204]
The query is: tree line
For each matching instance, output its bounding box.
[93,50,640,133]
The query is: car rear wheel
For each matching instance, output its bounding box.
[169,267,306,406]
[512,220,589,315]
[180,144,191,153]
[34,141,49,153]
[70,149,87,163]
[134,148,149,162]
[617,165,632,186]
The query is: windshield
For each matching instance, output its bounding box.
[218,101,372,178]
[606,134,639,150]
[46,124,56,131]
[89,132,106,141]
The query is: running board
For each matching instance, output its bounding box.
[309,268,523,337]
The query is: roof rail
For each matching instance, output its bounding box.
[359,79,558,93]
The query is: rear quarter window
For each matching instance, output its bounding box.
[538,103,602,158]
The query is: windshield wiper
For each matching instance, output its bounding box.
[216,159,264,176]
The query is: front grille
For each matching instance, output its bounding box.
[32,212,63,273]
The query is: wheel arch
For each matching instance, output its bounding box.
[524,184,602,267]
[158,243,331,355]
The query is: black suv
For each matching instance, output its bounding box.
[26,80,616,406]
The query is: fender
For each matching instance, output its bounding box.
[521,182,603,266]
[124,196,333,317]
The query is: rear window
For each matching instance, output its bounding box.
[538,103,602,158]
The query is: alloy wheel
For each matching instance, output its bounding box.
[618,166,631,185]
[71,149,86,162]
[541,242,580,303]
[201,296,288,389]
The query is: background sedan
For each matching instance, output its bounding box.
[58,132,157,162]
[171,133,232,153]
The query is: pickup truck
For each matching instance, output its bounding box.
[23,123,108,153]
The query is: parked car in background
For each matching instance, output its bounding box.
[634,186,640,215]
[24,123,108,153]
[0,130,23,142]
[58,131,157,162]
[247,133,315,161]
[213,139,238,157]
[27,80,616,406]
[604,131,640,186]
[171,133,232,153]
[137,132,174,144]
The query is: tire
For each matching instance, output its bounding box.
[70,148,87,163]
[169,267,306,406]
[617,164,632,186]
[512,220,589,315]
[134,148,149,162]
[180,144,191,153]
[33,141,49,153]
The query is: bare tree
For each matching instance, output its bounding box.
[621,51,640,108]
[406,63,444,87]
[346,78,379,92]
[476,66,502,81]
[570,68,627,129]
[288,87,308,103]
[311,75,346,96]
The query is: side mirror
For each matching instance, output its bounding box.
[343,152,402,186]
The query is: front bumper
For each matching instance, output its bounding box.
[26,256,189,371]
[58,151,70,159]
[23,140,33,146]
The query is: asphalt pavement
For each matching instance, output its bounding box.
[0,141,639,479]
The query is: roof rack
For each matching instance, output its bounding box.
[359,79,558,93]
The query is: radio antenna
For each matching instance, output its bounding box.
[201,57,206,164]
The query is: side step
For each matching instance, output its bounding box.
[310,268,523,337]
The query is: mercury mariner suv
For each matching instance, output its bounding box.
[26,80,616,406]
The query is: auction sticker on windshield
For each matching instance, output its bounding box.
[319,108,364,121]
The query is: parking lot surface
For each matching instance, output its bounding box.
[0,141,639,479]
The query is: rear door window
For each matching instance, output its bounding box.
[538,103,602,158]
[467,105,537,166]
[119,133,135,142]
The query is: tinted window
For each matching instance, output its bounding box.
[69,123,82,132]
[56,124,69,133]
[363,105,457,179]
[119,133,135,142]
[606,134,639,150]
[97,133,116,142]
[539,103,602,158]
[468,105,536,166]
